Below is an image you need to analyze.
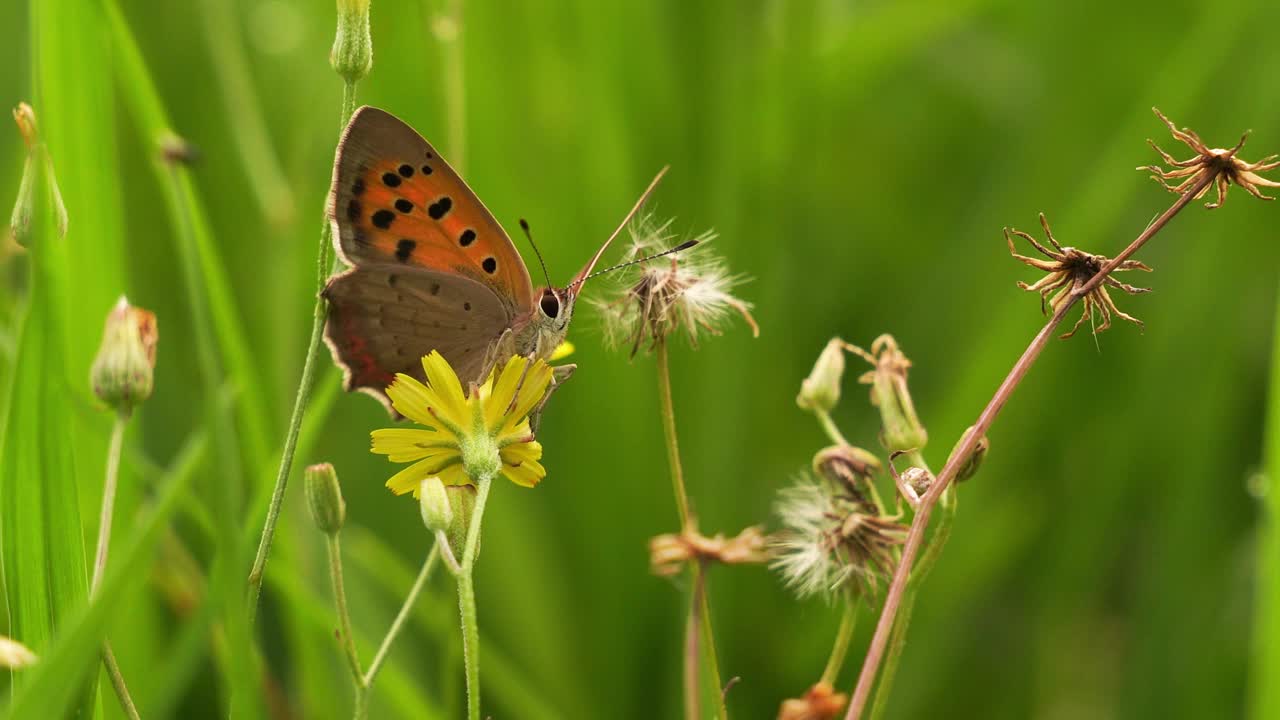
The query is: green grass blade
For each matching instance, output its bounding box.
[1253,277,1280,719]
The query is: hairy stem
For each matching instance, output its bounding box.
[655,339,692,528]
[815,408,850,447]
[845,175,1210,719]
[101,645,140,720]
[247,81,358,622]
[457,474,494,720]
[327,533,366,714]
[684,564,703,720]
[821,599,859,686]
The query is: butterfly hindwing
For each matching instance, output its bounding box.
[329,106,534,314]
[323,264,514,411]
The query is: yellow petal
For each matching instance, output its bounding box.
[484,355,528,430]
[438,464,471,487]
[421,351,468,425]
[371,427,456,463]
[385,373,437,426]
[503,454,546,488]
[502,360,553,434]
[385,453,463,495]
[549,341,575,361]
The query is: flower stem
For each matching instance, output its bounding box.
[456,474,494,720]
[655,339,727,720]
[92,413,141,719]
[844,174,1211,719]
[655,339,691,528]
[247,80,358,624]
[92,413,128,594]
[101,644,140,720]
[358,544,440,717]
[821,599,858,686]
[815,408,850,447]
[327,532,367,713]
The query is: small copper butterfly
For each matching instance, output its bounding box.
[322,106,670,414]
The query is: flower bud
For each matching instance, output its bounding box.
[796,338,846,413]
[778,682,847,720]
[418,476,452,532]
[305,463,346,535]
[330,0,373,84]
[948,427,989,483]
[901,467,934,497]
[444,483,478,561]
[812,445,881,488]
[0,635,37,670]
[9,103,67,245]
[90,296,158,414]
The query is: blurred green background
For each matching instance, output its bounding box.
[3,0,1280,718]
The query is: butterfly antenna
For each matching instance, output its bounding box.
[571,166,670,285]
[519,218,554,290]
[568,238,700,290]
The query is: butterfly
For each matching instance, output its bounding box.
[322,106,671,416]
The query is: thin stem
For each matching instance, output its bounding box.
[92,413,128,594]
[655,339,691,528]
[327,533,366,712]
[365,544,440,685]
[822,599,859,686]
[435,0,466,172]
[655,339,727,720]
[458,474,494,720]
[93,414,142,719]
[696,581,728,720]
[815,408,850,447]
[248,81,358,623]
[684,565,703,720]
[101,644,140,720]
[844,174,1211,719]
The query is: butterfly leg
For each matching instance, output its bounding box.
[529,363,577,433]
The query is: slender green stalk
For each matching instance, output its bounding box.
[431,0,467,171]
[821,600,858,686]
[815,408,850,447]
[248,81,358,622]
[91,414,128,594]
[91,413,142,719]
[364,545,441,688]
[327,533,365,711]
[101,645,141,720]
[455,475,494,720]
[655,339,727,720]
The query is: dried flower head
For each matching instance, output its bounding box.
[771,474,906,599]
[594,215,758,355]
[812,445,881,512]
[1006,213,1152,339]
[649,524,770,577]
[850,335,927,452]
[1140,107,1279,209]
[778,682,847,720]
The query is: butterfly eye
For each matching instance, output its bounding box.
[540,292,560,319]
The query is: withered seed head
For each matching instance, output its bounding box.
[1006,213,1152,339]
[1140,107,1280,209]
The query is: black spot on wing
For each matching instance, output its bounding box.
[459,229,476,247]
[395,198,413,213]
[482,257,497,274]
[396,239,415,262]
[428,197,452,220]
[346,199,362,221]
[398,164,415,178]
[372,209,395,229]
[382,172,401,188]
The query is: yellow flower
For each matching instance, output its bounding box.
[371,351,552,495]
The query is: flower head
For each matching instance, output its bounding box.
[1006,213,1152,339]
[90,296,158,415]
[850,335,927,452]
[594,215,758,355]
[778,682,848,720]
[1140,107,1280,209]
[770,474,906,600]
[371,351,552,494]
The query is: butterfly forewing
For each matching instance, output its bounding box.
[329,106,534,313]
[323,264,513,410]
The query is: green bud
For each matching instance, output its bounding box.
[9,102,67,246]
[445,483,478,562]
[948,427,989,483]
[419,476,452,532]
[305,463,346,535]
[796,338,846,413]
[90,296,158,415]
[330,0,373,84]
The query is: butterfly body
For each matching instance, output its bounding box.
[322,107,608,416]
